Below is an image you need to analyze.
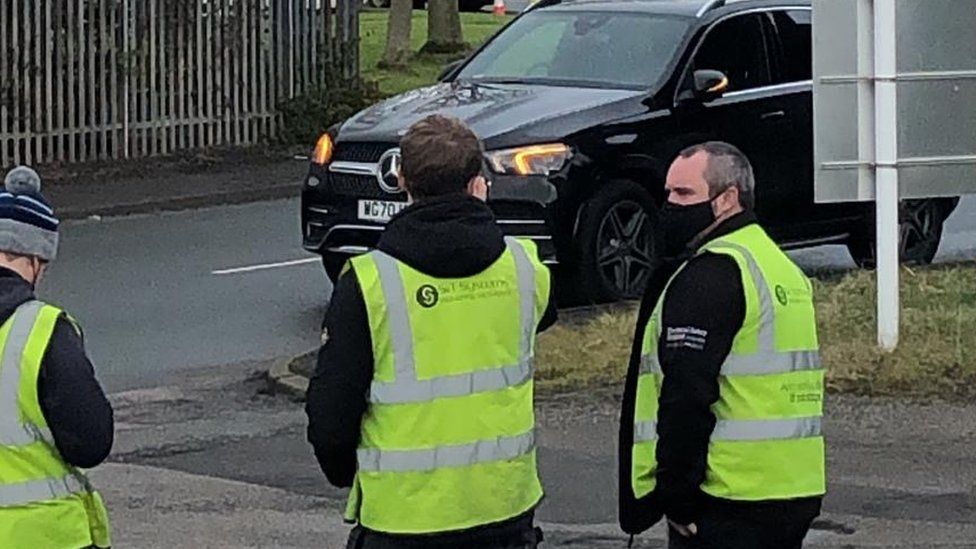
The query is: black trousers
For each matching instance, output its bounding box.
[667,500,820,549]
[345,523,543,549]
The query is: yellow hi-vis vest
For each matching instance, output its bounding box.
[632,223,826,501]
[0,301,111,548]
[345,237,549,534]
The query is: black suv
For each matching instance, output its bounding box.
[302,0,959,302]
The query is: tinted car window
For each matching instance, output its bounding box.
[772,10,812,83]
[457,11,691,89]
[693,14,771,91]
[481,18,568,77]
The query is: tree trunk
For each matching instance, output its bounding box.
[421,0,465,55]
[380,0,413,68]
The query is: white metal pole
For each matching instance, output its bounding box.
[873,0,899,350]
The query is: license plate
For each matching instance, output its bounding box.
[358,199,408,222]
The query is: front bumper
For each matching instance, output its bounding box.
[301,164,560,263]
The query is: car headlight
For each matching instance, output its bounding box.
[486,143,572,176]
[312,132,335,166]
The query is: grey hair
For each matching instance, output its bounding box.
[679,141,755,210]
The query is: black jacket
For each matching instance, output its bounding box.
[0,268,114,468]
[618,212,821,534]
[305,195,556,539]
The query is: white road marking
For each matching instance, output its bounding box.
[212,257,320,275]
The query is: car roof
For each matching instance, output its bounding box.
[533,0,810,18]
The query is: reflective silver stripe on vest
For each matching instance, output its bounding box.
[639,353,662,376]
[368,239,537,404]
[705,241,822,376]
[507,237,537,376]
[633,420,658,442]
[0,473,87,507]
[720,350,822,376]
[368,360,533,404]
[0,301,47,447]
[711,416,822,442]
[0,422,54,447]
[357,430,536,472]
[372,252,418,384]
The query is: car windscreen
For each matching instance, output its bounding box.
[456,11,690,90]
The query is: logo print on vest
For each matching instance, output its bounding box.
[416,285,440,308]
[775,284,789,306]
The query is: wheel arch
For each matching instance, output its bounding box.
[572,154,665,240]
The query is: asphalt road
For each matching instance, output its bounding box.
[41,199,327,391]
[40,195,976,392]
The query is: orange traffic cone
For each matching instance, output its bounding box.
[493,0,506,16]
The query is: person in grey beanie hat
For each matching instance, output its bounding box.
[0,166,60,282]
[0,166,114,549]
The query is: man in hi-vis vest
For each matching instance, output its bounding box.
[306,115,556,548]
[618,143,825,549]
[0,167,113,549]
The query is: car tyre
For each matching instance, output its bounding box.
[458,0,486,11]
[847,198,956,268]
[576,179,658,303]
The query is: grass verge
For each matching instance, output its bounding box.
[536,262,976,400]
[360,10,512,96]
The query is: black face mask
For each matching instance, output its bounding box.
[655,199,717,260]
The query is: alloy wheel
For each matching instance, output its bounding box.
[595,200,655,299]
[898,199,941,264]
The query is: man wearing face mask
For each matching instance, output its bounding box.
[618,142,825,548]
[0,167,113,548]
[306,115,556,548]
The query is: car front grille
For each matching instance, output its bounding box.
[329,173,393,199]
[333,142,397,163]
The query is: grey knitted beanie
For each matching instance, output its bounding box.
[0,166,60,261]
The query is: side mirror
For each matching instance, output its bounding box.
[438,60,464,82]
[678,69,729,104]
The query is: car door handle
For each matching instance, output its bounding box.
[761,110,786,121]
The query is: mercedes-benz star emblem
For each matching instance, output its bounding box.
[376,148,403,194]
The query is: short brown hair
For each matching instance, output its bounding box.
[399,115,484,199]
